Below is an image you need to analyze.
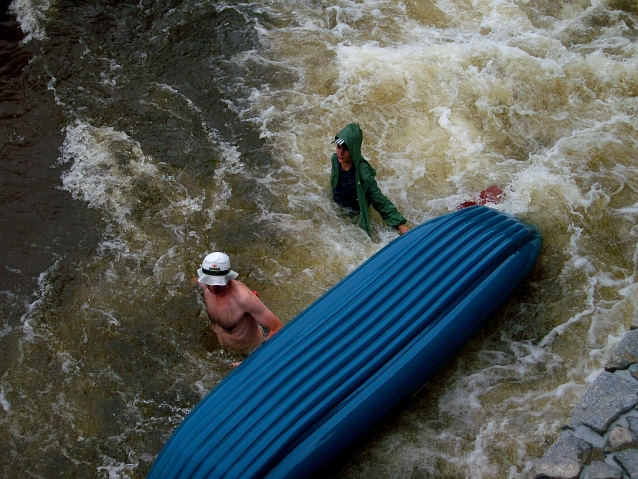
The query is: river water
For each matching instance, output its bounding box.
[1,0,637,477]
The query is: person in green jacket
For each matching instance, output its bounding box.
[330,123,409,236]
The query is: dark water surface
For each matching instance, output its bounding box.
[0,3,103,372]
[0,2,273,476]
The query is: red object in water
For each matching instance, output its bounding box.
[479,185,504,204]
[457,185,504,210]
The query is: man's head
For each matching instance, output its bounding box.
[197,252,238,286]
[332,123,363,168]
[333,136,353,169]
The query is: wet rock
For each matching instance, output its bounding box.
[568,372,638,434]
[541,327,638,479]
[604,425,637,453]
[605,330,638,372]
[535,431,592,479]
[615,448,638,478]
[572,425,606,450]
[581,460,623,479]
[628,416,638,437]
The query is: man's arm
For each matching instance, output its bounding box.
[365,179,409,232]
[238,287,283,339]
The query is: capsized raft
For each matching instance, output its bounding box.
[148,206,542,479]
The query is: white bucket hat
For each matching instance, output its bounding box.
[197,252,238,286]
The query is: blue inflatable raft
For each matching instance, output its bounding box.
[148,205,542,478]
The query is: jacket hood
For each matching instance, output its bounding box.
[334,123,363,169]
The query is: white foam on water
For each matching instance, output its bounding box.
[59,123,159,223]
[17,259,62,344]
[9,0,53,42]
[0,385,11,413]
[96,458,136,479]
[56,120,250,286]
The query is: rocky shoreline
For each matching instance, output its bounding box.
[535,326,638,479]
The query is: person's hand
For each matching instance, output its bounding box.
[397,223,409,235]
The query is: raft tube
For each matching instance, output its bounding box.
[148,206,542,478]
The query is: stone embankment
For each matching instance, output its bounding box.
[535,327,638,479]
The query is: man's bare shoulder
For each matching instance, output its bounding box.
[229,281,263,308]
[227,280,254,298]
[227,279,249,290]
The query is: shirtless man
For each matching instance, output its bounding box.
[195,252,283,356]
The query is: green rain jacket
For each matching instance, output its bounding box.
[330,123,407,236]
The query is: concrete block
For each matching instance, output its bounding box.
[582,460,623,479]
[604,425,637,453]
[535,431,592,479]
[568,372,638,433]
[615,448,638,478]
[606,330,638,372]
